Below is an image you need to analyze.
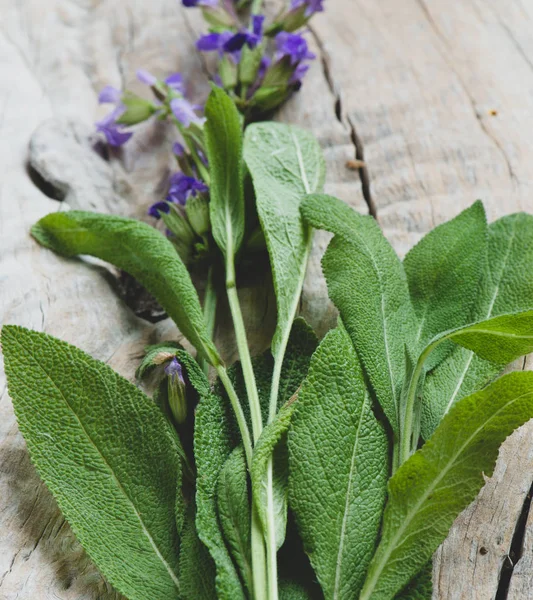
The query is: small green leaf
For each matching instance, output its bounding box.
[217,446,253,595]
[301,193,416,434]
[360,371,533,600]
[244,123,325,376]
[194,389,245,600]
[31,211,219,365]
[204,86,245,262]
[252,401,296,552]
[289,326,389,600]
[1,326,184,600]
[404,201,487,368]
[178,505,217,600]
[422,212,533,438]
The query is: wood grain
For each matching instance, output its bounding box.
[1,0,533,598]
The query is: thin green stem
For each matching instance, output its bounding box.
[264,457,279,600]
[399,340,440,466]
[226,263,263,443]
[250,0,263,15]
[200,267,217,377]
[251,503,268,600]
[216,365,253,468]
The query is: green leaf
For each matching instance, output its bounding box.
[404,201,487,369]
[1,326,184,600]
[279,580,314,600]
[360,371,533,600]
[301,193,416,434]
[217,446,253,595]
[244,123,325,369]
[422,213,533,438]
[179,505,217,600]
[31,211,219,365]
[252,401,296,552]
[136,341,183,380]
[194,389,245,600]
[289,326,389,600]
[204,86,245,262]
[421,309,533,368]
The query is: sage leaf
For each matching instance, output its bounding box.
[279,580,313,600]
[421,309,533,367]
[244,123,325,380]
[204,86,245,261]
[360,371,533,600]
[301,193,416,434]
[179,506,217,600]
[1,326,184,600]
[289,326,389,600]
[194,387,245,600]
[422,212,533,438]
[31,211,219,365]
[404,201,487,369]
[252,401,296,551]
[217,446,253,595]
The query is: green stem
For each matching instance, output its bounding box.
[200,267,217,377]
[216,365,254,468]
[250,0,263,15]
[251,503,268,600]
[264,458,279,600]
[399,340,441,466]
[225,261,263,443]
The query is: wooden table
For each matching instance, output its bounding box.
[1,1,533,598]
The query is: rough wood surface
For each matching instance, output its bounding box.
[1,0,533,598]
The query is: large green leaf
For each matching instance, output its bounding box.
[217,446,253,595]
[204,86,245,262]
[244,123,325,394]
[1,326,184,600]
[301,193,416,434]
[31,212,219,365]
[360,371,533,600]
[289,326,389,600]
[404,201,487,369]
[422,212,533,438]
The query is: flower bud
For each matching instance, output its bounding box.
[185,195,211,237]
[116,94,157,125]
[165,358,187,424]
[219,55,239,89]
[201,6,235,28]
[160,204,196,263]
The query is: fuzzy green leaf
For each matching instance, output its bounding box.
[360,371,533,600]
[178,505,217,600]
[289,326,389,600]
[194,388,245,600]
[422,213,533,438]
[244,123,325,364]
[31,211,219,365]
[204,86,245,261]
[217,446,253,595]
[301,193,416,434]
[404,201,487,369]
[1,326,184,600]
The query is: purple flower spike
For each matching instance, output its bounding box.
[165,358,185,384]
[183,0,218,6]
[170,98,205,128]
[147,201,171,218]
[173,142,185,156]
[98,85,122,104]
[165,73,185,92]
[276,32,315,65]
[167,172,208,205]
[291,0,324,16]
[137,69,158,86]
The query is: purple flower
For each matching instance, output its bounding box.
[183,0,218,6]
[165,357,185,384]
[170,98,205,128]
[165,73,185,92]
[173,142,185,156]
[167,172,208,205]
[147,201,171,218]
[197,16,264,59]
[137,69,158,86]
[197,31,233,54]
[290,0,324,16]
[290,62,310,85]
[276,32,315,65]
[95,86,133,147]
